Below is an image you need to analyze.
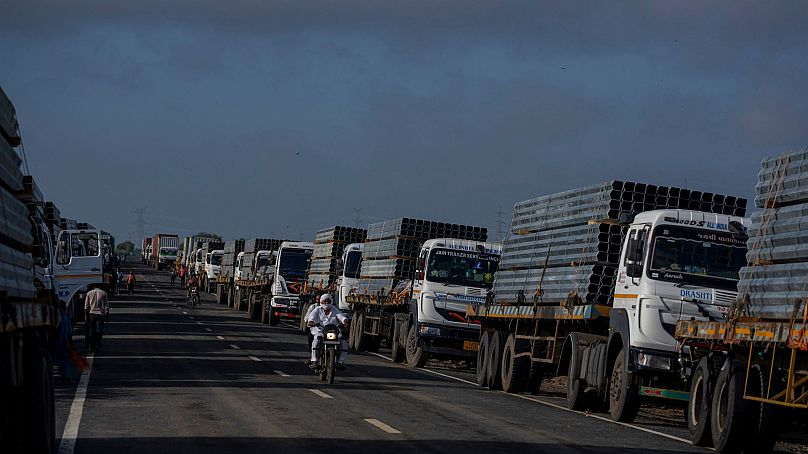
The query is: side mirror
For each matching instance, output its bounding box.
[625,229,647,279]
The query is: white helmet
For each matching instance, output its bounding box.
[319,293,333,305]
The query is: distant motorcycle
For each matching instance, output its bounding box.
[314,323,347,384]
[187,287,199,308]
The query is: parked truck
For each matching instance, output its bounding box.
[1,86,106,453]
[346,218,500,367]
[198,240,224,293]
[181,235,215,270]
[216,239,244,305]
[468,181,748,424]
[149,233,179,270]
[675,150,808,453]
[230,238,285,317]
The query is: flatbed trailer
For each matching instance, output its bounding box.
[676,318,807,452]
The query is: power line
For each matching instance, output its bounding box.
[131,207,149,240]
[352,208,364,228]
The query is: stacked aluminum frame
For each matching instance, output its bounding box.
[0,87,35,300]
[495,181,748,305]
[242,238,284,280]
[221,239,245,278]
[307,226,366,288]
[738,149,808,319]
[357,218,487,296]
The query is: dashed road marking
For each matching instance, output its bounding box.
[216,335,224,340]
[274,370,290,377]
[230,344,240,350]
[204,328,213,332]
[364,418,401,434]
[189,316,194,319]
[58,354,95,454]
[309,389,332,399]
[196,321,203,325]
[248,356,261,362]
[182,311,188,315]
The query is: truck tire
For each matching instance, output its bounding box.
[405,323,427,368]
[526,361,544,395]
[215,285,224,305]
[260,298,269,324]
[348,314,359,350]
[485,330,507,390]
[19,334,56,454]
[711,359,753,452]
[501,333,529,393]
[566,343,586,410]
[609,347,640,422]
[355,312,367,352]
[249,294,261,320]
[687,357,713,447]
[234,288,242,311]
[390,319,405,363]
[268,308,279,326]
[476,331,491,387]
[744,361,782,453]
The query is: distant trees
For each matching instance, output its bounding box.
[115,241,135,255]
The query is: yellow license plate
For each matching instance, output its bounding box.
[463,340,480,351]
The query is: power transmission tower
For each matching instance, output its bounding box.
[352,208,364,228]
[131,208,148,240]
[496,209,507,242]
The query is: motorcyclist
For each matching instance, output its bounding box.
[305,294,348,370]
[187,274,200,301]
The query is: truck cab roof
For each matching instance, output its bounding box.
[422,238,503,256]
[279,241,314,250]
[631,209,749,231]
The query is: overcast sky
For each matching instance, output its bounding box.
[2,1,807,244]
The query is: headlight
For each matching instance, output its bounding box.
[419,325,441,336]
[271,298,289,307]
[637,352,671,370]
[326,332,338,340]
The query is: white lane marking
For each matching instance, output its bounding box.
[364,352,692,445]
[364,418,401,434]
[204,328,213,332]
[216,335,224,340]
[58,353,94,454]
[309,389,333,399]
[230,344,240,350]
[248,356,261,362]
[189,316,194,319]
[196,322,203,325]
[182,311,188,315]
[274,370,290,377]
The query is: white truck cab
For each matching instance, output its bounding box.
[267,241,313,325]
[336,243,364,312]
[253,250,277,279]
[53,229,105,318]
[234,252,245,281]
[401,238,502,366]
[194,249,204,275]
[204,249,224,287]
[611,209,749,373]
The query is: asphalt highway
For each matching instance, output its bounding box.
[54,262,713,454]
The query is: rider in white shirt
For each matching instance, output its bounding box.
[305,294,349,370]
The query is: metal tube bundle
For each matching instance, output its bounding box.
[307,226,366,288]
[739,148,808,320]
[495,180,747,306]
[221,239,245,278]
[358,217,487,296]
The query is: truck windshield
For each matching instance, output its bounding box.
[648,225,747,289]
[211,254,223,265]
[426,248,499,288]
[279,249,312,280]
[344,251,362,279]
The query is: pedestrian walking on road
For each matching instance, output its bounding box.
[127,271,136,295]
[84,285,109,353]
[170,267,177,286]
[179,265,187,287]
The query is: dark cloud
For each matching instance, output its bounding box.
[0,1,806,242]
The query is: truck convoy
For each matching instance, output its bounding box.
[346,218,501,367]
[1,86,106,453]
[141,236,152,264]
[197,240,224,292]
[148,233,179,270]
[469,181,748,424]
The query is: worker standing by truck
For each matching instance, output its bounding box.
[84,285,109,353]
[127,271,136,295]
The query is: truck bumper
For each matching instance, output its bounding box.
[418,323,479,358]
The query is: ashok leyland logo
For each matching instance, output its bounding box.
[681,289,712,300]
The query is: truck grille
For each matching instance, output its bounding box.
[466,288,483,296]
[714,290,737,305]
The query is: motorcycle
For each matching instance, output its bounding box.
[314,323,348,384]
[187,286,199,308]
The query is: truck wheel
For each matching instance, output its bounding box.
[250,294,261,320]
[688,357,713,447]
[215,285,224,305]
[609,347,640,422]
[20,335,56,454]
[711,359,753,452]
[566,344,586,410]
[485,331,507,390]
[501,333,529,393]
[476,331,491,387]
[405,323,427,368]
[744,361,782,453]
[355,312,367,352]
[268,309,279,326]
[390,320,405,363]
[260,298,269,324]
[526,361,544,395]
[348,315,358,350]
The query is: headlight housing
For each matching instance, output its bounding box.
[636,352,672,371]
[419,325,441,336]
[326,332,338,340]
